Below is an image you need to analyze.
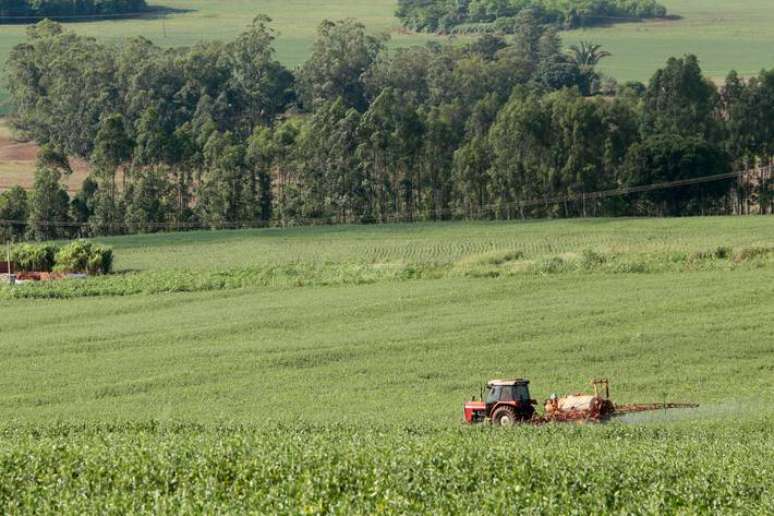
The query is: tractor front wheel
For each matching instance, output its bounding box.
[491,406,518,426]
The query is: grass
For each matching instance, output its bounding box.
[3,266,774,422]
[3,0,774,113]
[88,217,774,271]
[564,0,774,82]
[0,217,773,511]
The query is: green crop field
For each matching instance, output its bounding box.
[1,217,773,512]
[2,0,774,113]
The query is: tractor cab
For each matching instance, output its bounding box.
[464,379,536,425]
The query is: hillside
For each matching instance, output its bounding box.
[0,217,772,511]
[2,0,774,115]
[3,217,773,419]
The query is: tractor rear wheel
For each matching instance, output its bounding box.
[491,406,518,426]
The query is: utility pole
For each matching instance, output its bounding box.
[6,238,12,285]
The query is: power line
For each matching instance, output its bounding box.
[0,166,764,231]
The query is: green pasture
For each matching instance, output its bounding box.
[2,0,774,113]
[0,217,773,512]
[99,216,774,272]
[2,267,773,423]
[563,0,774,81]
[1,216,772,424]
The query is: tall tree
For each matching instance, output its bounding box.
[642,55,721,141]
[124,168,174,233]
[197,131,251,228]
[624,135,731,216]
[223,15,294,134]
[246,126,278,223]
[27,147,72,240]
[567,41,611,95]
[90,113,133,235]
[0,186,29,242]
[298,19,387,111]
[7,20,118,158]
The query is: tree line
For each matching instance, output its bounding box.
[1,16,772,242]
[0,0,146,20]
[395,0,667,33]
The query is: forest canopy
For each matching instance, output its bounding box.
[0,0,147,20]
[396,0,667,33]
[1,17,772,242]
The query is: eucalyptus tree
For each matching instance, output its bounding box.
[89,114,133,235]
[0,187,29,242]
[222,15,294,135]
[197,131,250,228]
[27,147,72,240]
[298,19,388,112]
[356,88,423,222]
[452,93,502,219]
[641,55,721,142]
[246,126,278,223]
[123,169,174,233]
[6,20,118,158]
[721,69,774,212]
[624,135,731,216]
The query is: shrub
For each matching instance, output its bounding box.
[734,246,773,263]
[11,243,57,272]
[580,249,607,269]
[531,256,569,274]
[53,240,113,275]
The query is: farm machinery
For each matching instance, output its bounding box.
[463,378,698,425]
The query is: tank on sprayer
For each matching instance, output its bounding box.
[543,380,615,422]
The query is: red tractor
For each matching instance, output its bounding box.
[464,378,699,425]
[463,379,536,425]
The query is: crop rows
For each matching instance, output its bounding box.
[97,219,774,273]
[0,420,771,514]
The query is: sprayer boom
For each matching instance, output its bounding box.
[613,402,699,416]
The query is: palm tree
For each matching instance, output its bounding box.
[567,41,611,70]
[567,41,611,95]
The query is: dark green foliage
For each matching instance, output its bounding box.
[395,0,667,33]
[0,0,146,20]
[0,186,28,241]
[297,19,386,111]
[10,242,56,271]
[641,55,721,142]
[3,17,772,241]
[123,168,174,233]
[70,177,98,228]
[53,239,113,274]
[624,135,731,215]
[27,165,71,241]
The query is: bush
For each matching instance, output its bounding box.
[53,240,113,275]
[734,246,773,263]
[396,0,668,33]
[580,249,607,269]
[11,243,57,272]
[531,255,569,274]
